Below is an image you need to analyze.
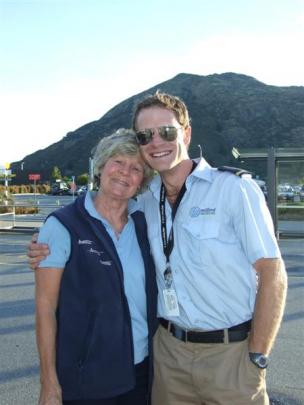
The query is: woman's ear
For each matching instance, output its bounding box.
[94,173,101,187]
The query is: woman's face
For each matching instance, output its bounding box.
[99,153,145,201]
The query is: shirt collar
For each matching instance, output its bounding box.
[149,174,162,194]
[189,157,213,183]
[127,198,141,214]
[85,190,136,219]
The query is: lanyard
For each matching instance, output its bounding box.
[159,161,197,287]
[159,182,186,263]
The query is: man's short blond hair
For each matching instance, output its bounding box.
[132,91,190,130]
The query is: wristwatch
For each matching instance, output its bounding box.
[249,352,269,369]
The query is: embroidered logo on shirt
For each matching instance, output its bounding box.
[189,207,216,217]
[100,260,112,266]
[88,248,103,256]
[78,239,93,245]
[88,248,112,265]
[78,240,112,266]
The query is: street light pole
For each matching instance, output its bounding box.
[89,157,94,191]
[4,163,10,204]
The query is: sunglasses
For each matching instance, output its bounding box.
[135,126,182,146]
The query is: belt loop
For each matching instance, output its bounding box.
[223,328,229,344]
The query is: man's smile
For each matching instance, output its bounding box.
[150,151,172,158]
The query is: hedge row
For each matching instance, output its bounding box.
[0,184,51,194]
[0,206,39,214]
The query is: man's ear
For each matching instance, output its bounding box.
[183,126,192,148]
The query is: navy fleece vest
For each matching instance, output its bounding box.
[50,195,157,400]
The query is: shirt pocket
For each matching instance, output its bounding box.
[182,219,220,240]
[179,219,220,268]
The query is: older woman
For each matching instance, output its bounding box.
[35,129,157,405]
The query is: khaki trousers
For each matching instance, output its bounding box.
[152,325,269,405]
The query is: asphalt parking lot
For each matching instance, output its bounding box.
[0,232,303,405]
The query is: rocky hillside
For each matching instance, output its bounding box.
[11,72,304,183]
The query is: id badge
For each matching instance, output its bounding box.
[163,288,180,316]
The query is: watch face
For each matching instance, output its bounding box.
[258,356,267,367]
[249,352,269,369]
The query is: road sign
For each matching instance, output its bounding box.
[0,169,11,176]
[29,174,41,181]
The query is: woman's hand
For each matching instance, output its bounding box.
[28,233,50,270]
[38,382,62,405]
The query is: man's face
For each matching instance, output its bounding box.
[135,106,191,173]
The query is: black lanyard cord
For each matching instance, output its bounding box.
[159,161,197,264]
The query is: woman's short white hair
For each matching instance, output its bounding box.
[93,128,154,192]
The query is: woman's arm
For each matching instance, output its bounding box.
[35,267,64,405]
[29,216,71,270]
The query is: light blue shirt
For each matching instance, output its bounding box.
[38,192,148,364]
[135,158,281,331]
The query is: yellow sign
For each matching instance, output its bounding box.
[4,162,10,169]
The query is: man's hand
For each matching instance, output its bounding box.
[38,382,62,405]
[28,233,50,270]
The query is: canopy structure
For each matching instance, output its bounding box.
[232,147,304,237]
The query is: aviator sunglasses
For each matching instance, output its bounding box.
[135,126,182,146]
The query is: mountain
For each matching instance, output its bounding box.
[11,72,304,184]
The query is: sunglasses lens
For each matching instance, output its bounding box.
[158,126,179,141]
[136,126,180,145]
[136,130,152,145]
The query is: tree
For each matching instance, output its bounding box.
[51,166,62,181]
[77,173,89,186]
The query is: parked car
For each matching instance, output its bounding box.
[300,185,304,202]
[51,182,70,196]
[277,185,294,202]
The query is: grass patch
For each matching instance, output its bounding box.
[278,208,304,220]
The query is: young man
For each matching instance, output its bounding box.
[29,92,287,404]
[132,92,287,405]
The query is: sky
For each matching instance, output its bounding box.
[1,0,304,167]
